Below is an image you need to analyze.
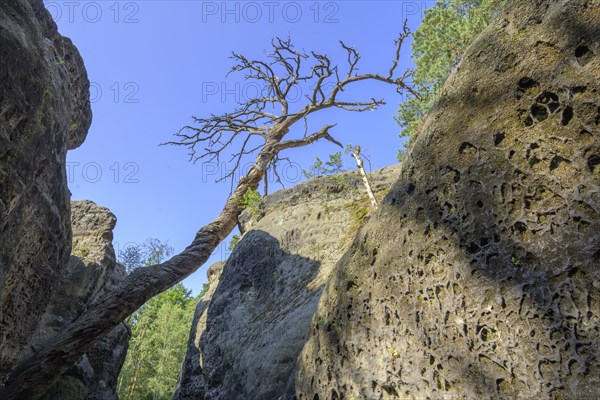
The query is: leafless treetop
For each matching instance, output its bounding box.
[167,22,418,185]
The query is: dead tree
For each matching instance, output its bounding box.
[0,26,416,399]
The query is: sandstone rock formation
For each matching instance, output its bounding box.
[176,1,600,398]
[175,166,400,400]
[0,0,91,385]
[175,261,225,399]
[35,200,130,400]
[0,2,130,396]
[296,1,600,398]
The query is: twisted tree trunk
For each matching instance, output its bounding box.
[0,127,345,399]
[0,139,276,399]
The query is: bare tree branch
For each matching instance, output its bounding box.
[165,29,417,178]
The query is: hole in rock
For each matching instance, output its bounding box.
[575,45,594,66]
[459,142,477,155]
[529,156,541,166]
[536,91,559,104]
[588,155,600,172]
[561,106,574,125]
[496,379,505,392]
[531,103,548,121]
[549,156,569,171]
[548,102,560,113]
[513,221,528,234]
[466,242,480,254]
[518,77,538,91]
[494,132,505,146]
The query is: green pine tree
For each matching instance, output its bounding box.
[117,241,198,400]
[396,0,506,160]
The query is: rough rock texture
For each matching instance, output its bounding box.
[240,165,401,291]
[0,0,91,384]
[174,261,225,399]
[201,231,318,400]
[296,1,600,399]
[176,166,400,400]
[34,200,130,400]
[86,323,131,400]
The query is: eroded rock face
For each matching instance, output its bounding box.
[296,1,600,399]
[174,261,224,399]
[0,2,128,396]
[0,0,91,384]
[176,167,400,399]
[198,231,319,400]
[35,201,130,400]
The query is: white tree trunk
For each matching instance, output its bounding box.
[351,148,378,207]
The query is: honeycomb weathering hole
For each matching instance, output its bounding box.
[494,132,505,146]
[562,106,574,126]
[575,45,591,57]
[575,45,594,65]
[531,103,549,121]
[537,92,559,104]
[459,142,477,154]
[518,77,538,91]
[588,155,600,172]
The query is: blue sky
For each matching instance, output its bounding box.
[47,0,433,294]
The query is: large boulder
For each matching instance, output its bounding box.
[175,166,401,399]
[296,1,600,398]
[0,0,91,384]
[195,230,319,400]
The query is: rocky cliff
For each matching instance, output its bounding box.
[175,166,401,400]
[178,0,600,398]
[6,200,131,399]
[0,0,91,384]
[36,201,130,400]
[297,0,600,398]
[0,1,129,397]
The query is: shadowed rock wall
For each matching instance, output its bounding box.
[176,167,400,400]
[0,0,91,384]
